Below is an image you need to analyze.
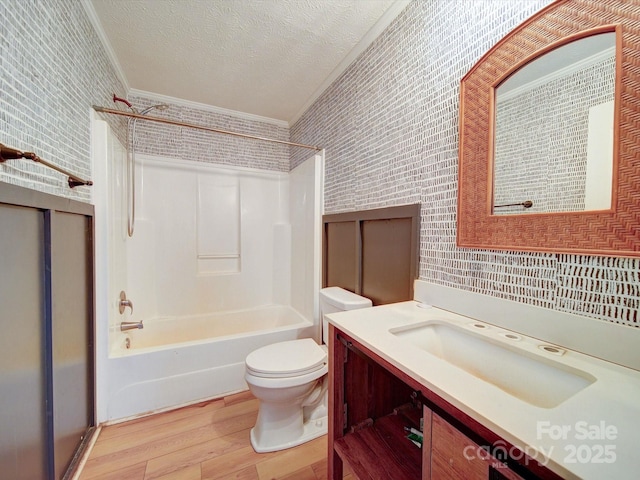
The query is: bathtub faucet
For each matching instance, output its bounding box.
[120,320,143,332]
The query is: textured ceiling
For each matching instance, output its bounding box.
[88,0,405,123]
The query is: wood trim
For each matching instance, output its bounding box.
[323,204,420,223]
[323,203,420,302]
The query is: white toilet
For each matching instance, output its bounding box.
[245,287,372,452]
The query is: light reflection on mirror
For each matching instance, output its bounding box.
[492,32,616,216]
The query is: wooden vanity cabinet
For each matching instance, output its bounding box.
[328,325,557,480]
[329,326,422,479]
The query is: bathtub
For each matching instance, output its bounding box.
[104,305,315,421]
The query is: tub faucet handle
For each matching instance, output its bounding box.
[119,291,133,314]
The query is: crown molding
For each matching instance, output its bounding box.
[80,0,130,92]
[128,89,290,128]
[290,0,412,126]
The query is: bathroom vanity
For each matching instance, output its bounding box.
[327,301,640,480]
[327,323,541,480]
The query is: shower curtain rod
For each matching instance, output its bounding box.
[92,106,322,151]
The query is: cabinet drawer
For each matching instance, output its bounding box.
[431,414,525,480]
[432,413,489,479]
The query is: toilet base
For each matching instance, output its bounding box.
[246,373,329,453]
[250,414,327,453]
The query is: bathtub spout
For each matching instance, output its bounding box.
[120,320,143,331]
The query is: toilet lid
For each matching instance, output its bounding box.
[246,338,327,378]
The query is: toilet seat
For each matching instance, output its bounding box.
[245,338,326,378]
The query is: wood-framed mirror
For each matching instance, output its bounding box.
[457,0,640,257]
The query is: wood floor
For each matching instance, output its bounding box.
[79,390,352,480]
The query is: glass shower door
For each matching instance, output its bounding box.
[0,186,95,480]
[50,211,94,479]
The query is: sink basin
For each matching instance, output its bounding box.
[391,322,596,408]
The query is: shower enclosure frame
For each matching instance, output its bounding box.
[0,181,95,479]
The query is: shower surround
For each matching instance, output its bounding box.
[92,107,322,421]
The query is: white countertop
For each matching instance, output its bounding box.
[327,301,640,480]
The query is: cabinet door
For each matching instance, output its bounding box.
[431,413,488,479]
[430,414,524,480]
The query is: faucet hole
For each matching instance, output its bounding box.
[500,333,521,341]
[538,344,565,356]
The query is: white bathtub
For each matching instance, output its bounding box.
[104,305,315,421]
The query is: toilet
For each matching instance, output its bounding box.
[245,287,372,453]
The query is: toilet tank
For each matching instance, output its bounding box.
[320,287,372,344]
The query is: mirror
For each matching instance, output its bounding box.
[458,0,640,257]
[493,32,616,215]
